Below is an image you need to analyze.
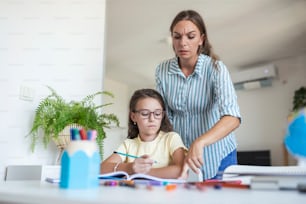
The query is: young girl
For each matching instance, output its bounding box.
[100,89,187,179]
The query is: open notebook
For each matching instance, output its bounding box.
[45,168,203,184]
[98,168,203,183]
[98,171,186,183]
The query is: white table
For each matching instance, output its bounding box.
[0,181,305,204]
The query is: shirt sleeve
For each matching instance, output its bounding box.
[167,132,188,156]
[213,61,241,121]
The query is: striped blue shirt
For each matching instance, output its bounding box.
[155,54,241,179]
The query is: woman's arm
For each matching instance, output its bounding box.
[185,115,240,172]
[101,148,186,179]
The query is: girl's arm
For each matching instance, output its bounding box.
[100,153,155,175]
[146,147,186,179]
[100,154,124,174]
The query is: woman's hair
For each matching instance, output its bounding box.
[127,89,173,139]
[170,10,220,63]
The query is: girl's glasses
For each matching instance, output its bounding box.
[134,109,164,119]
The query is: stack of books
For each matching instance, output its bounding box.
[223,165,306,191]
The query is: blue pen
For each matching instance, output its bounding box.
[113,151,157,163]
[70,128,80,140]
[87,130,92,140]
[113,151,139,159]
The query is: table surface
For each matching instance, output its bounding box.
[0,181,305,204]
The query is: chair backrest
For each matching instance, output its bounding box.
[5,165,61,181]
[5,165,42,181]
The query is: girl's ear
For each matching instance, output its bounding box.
[130,112,136,123]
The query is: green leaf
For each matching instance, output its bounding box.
[26,86,120,160]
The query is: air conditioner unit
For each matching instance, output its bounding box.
[231,64,277,90]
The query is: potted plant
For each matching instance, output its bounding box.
[292,86,306,111]
[28,86,120,160]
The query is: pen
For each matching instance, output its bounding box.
[218,183,250,189]
[79,128,87,140]
[70,128,80,140]
[114,151,139,159]
[204,179,242,184]
[87,130,92,140]
[91,130,97,141]
[197,181,250,189]
[113,151,157,163]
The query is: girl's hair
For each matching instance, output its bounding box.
[170,10,220,64]
[127,89,173,139]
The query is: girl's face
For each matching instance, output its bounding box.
[130,98,163,141]
[172,20,204,60]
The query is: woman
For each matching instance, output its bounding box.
[155,10,241,180]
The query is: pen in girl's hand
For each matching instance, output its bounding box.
[113,151,139,159]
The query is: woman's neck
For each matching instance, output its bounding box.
[179,55,199,77]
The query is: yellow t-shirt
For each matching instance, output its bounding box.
[116,131,187,168]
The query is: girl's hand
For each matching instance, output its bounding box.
[132,155,154,174]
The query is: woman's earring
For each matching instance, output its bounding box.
[134,122,136,125]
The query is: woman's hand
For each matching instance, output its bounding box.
[185,138,204,173]
[132,155,154,174]
[178,138,203,178]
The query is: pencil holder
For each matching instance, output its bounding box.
[59,140,100,189]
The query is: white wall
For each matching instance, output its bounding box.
[235,53,306,165]
[102,78,129,159]
[0,0,106,180]
[102,77,129,127]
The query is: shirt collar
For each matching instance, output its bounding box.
[168,54,206,78]
[136,131,164,143]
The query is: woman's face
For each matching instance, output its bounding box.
[172,20,204,60]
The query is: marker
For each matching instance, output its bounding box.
[91,130,97,141]
[204,179,242,184]
[197,181,249,189]
[87,130,92,140]
[70,128,75,140]
[79,128,87,140]
[113,151,157,163]
[119,180,136,188]
[74,129,81,140]
[70,128,80,140]
[149,180,165,186]
[219,183,250,189]
[165,184,177,191]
